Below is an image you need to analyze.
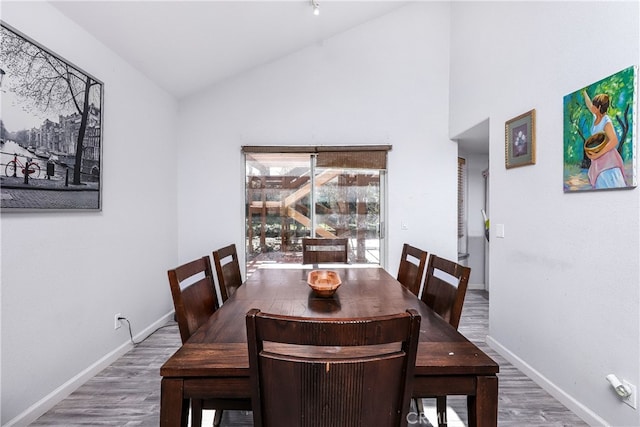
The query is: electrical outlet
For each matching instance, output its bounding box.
[623,380,637,409]
[114,313,122,330]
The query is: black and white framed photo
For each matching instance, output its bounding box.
[0,22,103,211]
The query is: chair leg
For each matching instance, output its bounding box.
[190,399,203,427]
[213,409,223,427]
[436,395,448,427]
[414,397,425,417]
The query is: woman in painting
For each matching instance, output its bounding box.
[582,89,626,189]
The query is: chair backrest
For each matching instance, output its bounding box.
[420,254,471,329]
[301,237,348,264]
[167,256,219,344]
[212,243,243,303]
[396,244,428,297]
[246,309,421,427]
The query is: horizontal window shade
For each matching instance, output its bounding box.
[316,151,387,170]
[242,145,391,170]
[242,146,314,154]
[457,157,466,238]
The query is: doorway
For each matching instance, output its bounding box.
[454,119,490,292]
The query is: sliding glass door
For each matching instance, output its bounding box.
[313,166,383,264]
[245,152,312,266]
[244,148,387,274]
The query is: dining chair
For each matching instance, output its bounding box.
[301,237,349,264]
[246,308,421,427]
[167,256,250,427]
[396,243,428,297]
[167,256,220,344]
[416,254,471,427]
[212,243,243,303]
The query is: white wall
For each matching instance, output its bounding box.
[1,3,178,424]
[450,2,639,426]
[176,3,458,273]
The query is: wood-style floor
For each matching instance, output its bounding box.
[31,290,588,426]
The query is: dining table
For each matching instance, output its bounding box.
[160,264,499,426]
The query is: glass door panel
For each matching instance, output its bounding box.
[245,153,312,272]
[313,168,381,264]
[245,152,385,274]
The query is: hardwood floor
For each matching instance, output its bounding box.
[31,290,587,426]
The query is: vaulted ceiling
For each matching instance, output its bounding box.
[51,1,408,99]
[51,1,489,153]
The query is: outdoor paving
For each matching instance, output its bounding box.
[0,175,100,210]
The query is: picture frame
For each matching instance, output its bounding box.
[505,109,536,169]
[0,21,103,211]
[563,66,637,192]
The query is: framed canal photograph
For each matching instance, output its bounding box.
[0,22,103,211]
[563,66,637,192]
[505,109,536,169]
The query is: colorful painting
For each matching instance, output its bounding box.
[563,66,637,192]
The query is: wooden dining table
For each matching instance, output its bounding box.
[160,265,499,426]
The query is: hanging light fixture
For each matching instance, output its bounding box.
[312,0,320,16]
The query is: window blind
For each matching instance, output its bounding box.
[242,145,391,170]
[457,157,467,239]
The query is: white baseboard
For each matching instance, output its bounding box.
[4,311,175,427]
[468,282,485,290]
[486,335,608,427]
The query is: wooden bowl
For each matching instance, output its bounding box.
[307,270,341,297]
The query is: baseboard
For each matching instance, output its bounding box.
[468,282,485,290]
[4,311,175,427]
[486,335,608,427]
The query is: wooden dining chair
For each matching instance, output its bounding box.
[167,256,250,427]
[212,243,243,303]
[416,254,471,427]
[397,243,428,297]
[301,237,348,264]
[167,256,220,344]
[246,308,421,427]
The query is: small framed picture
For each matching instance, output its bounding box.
[505,109,536,169]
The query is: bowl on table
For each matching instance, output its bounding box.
[307,270,341,297]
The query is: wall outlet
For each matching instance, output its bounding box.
[114,313,122,330]
[623,380,637,409]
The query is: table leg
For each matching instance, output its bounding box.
[467,375,498,427]
[160,378,189,427]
